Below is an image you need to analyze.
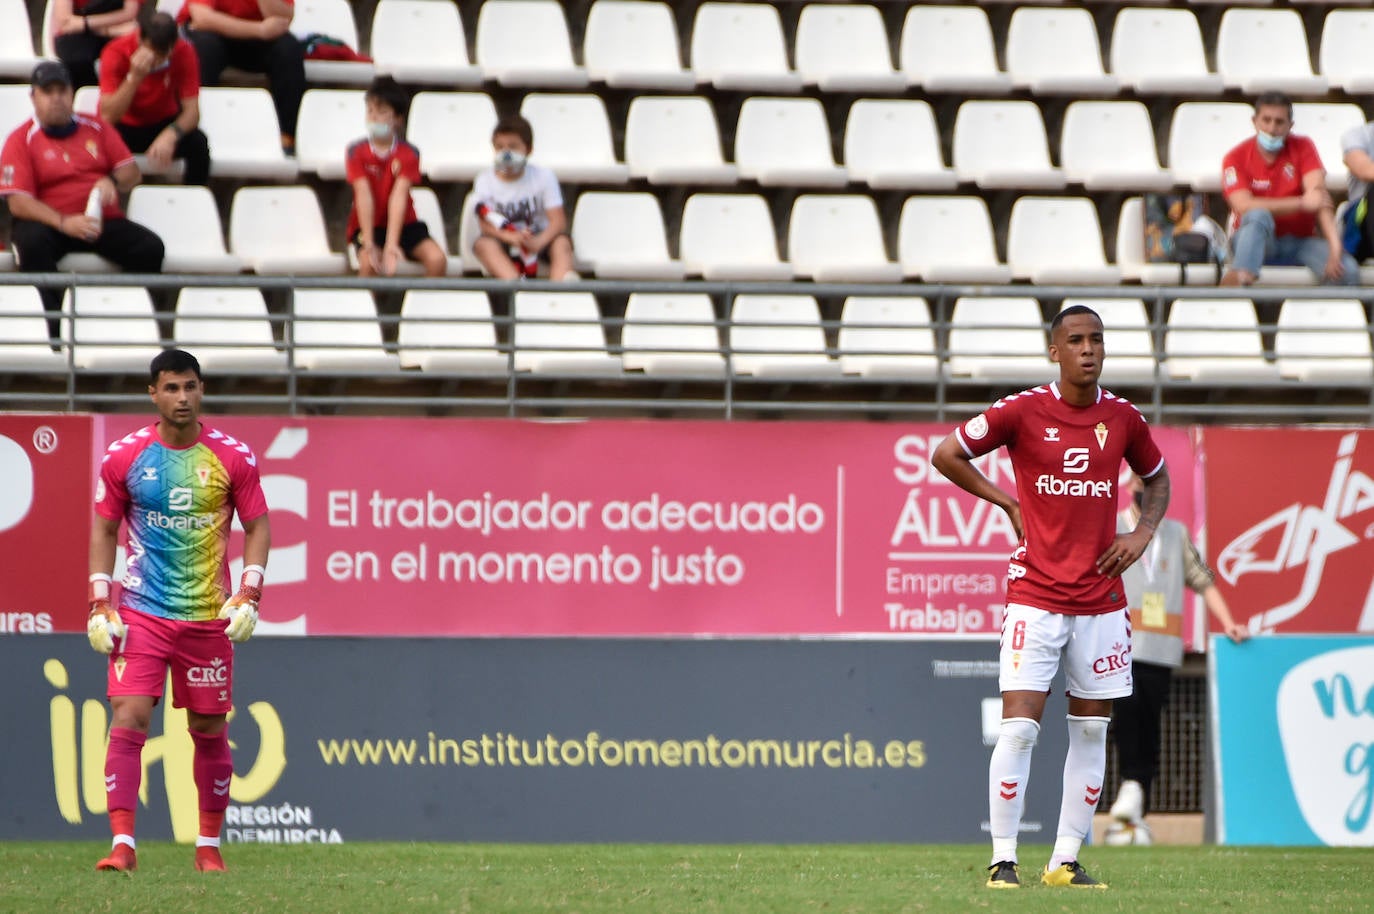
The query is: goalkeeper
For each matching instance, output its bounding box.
[87,348,271,874]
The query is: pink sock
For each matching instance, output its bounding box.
[189,728,233,821]
[104,727,147,817]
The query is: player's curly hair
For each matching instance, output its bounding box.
[149,348,201,383]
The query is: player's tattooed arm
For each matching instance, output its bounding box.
[1135,464,1171,536]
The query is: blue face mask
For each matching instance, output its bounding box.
[366,121,393,142]
[494,149,526,174]
[1256,131,1286,153]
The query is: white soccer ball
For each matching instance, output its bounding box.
[1102,821,1153,846]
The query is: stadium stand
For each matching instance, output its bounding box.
[0,0,1371,434]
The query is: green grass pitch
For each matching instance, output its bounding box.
[3,843,1372,914]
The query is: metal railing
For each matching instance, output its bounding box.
[2,271,1372,424]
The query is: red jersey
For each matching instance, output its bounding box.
[0,114,134,218]
[954,382,1166,616]
[1221,133,1324,238]
[345,138,420,237]
[99,31,201,128]
[179,0,293,25]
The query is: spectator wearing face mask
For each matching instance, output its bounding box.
[1219,90,1358,287]
[98,9,210,186]
[345,76,446,278]
[470,114,576,280]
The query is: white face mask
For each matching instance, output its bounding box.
[366,121,393,142]
[494,148,526,174]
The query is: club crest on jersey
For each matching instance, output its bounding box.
[85,139,98,159]
[196,464,211,486]
[1043,427,1060,441]
[113,656,127,681]
[1094,422,1109,449]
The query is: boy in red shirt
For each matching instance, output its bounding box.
[345,77,446,277]
[1219,91,1358,286]
[0,61,163,333]
[99,10,210,185]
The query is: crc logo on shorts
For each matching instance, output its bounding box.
[187,656,229,687]
[169,487,194,511]
[1062,447,1090,474]
[1092,641,1131,676]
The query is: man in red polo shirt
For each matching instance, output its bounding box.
[99,10,210,185]
[180,0,304,153]
[0,61,164,334]
[1219,90,1358,287]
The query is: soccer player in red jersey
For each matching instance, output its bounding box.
[346,77,446,278]
[933,305,1170,890]
[0,61,164,331]
[88,349,271,873]
[98,10,210,185]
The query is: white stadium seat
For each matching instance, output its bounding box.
[1216,9,1328,95]
[1007,197,1122,285]
[1110,8,1225,95]
[126,185,244,274]
[583,0,696,91]
[0,285,65,373]
[406,92,499,183]
[397,290,508,375]
[1005,8,1119,96]
[837,296,938,380]
[900,6,1012,95]
[624,96,739,186]
[229,186,347,274]
[691,2,803,93]
[571,192,685,280]
[475,0,589,88]
[1060,101,1173,192]
[1274,298,1373,385]
[843,100,957,191]
[947,297,1051,382]
[1168,102,1255,191]
[728,294,841,378]
[952,100,1067,190]
[787,195,902,284]
[1319,10,1374,93]
[794,4,905,94]
[173,288,286,374]
[679,193,793,281]
[290,288,399,373]
[292,0,374,84]
[734,97,847,187]
[198,87,300,179]
[66,287,162,372]
[518,94,631,184]
[898,196,1012,284]
[370,0,482,87]
[294,89,364,179]
[0,0,39,79]
[1164,299,1280,384]
[621,293,726,377]
[1292,102,1366,193]
[512,291,621,376]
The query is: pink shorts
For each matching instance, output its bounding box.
[108,606,235,715]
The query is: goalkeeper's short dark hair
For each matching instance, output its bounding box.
[150,348,202,383]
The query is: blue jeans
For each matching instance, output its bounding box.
[1229,209,1359,285]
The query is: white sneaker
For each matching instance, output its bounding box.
[1110,779,1144,823]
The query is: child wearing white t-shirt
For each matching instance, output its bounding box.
[471,114,576,280]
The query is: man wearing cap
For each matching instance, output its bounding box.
[180,0,303,154]
[0,61,164,331]
[99,10,210,185]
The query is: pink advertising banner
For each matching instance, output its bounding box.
[71,416,1195,638]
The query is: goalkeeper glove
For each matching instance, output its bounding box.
[218,565,264,643]
[87,573,126,655]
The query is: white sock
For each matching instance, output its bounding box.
[195,836,221,848]
[988,717,1039,865]
[112,834,135,850]
[1050,714,1110,869]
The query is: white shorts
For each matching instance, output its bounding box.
[998,602,1133,699]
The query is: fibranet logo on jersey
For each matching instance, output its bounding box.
[1033,474,1113,498]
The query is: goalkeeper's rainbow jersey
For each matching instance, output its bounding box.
[95,423,268,622]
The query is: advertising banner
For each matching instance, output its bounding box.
[3,635,1070,843]
[0,415,93,635]
[1203,428,1374,634]
[1211,635,1374,845]
[70,416,1196,638]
